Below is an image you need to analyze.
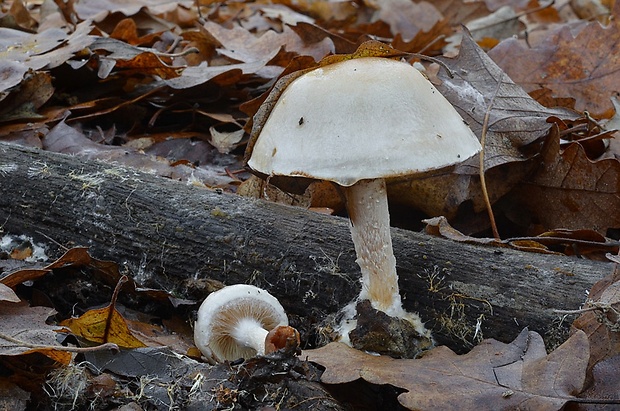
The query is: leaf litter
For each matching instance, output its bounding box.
[305,328,590,411]
[1,0,620,409]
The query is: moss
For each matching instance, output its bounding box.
[211,206,228,218]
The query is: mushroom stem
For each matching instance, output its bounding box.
[231,318,270,355]
[344,178,403,316]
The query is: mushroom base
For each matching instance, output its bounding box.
[336,300,434,358]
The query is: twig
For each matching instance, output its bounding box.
[479,74,503,240]
[104,275,129,343]
[0,332,119,353]
[553,301,619,316]
[506,236,620,248]
[552,306,599,315]
[35,230,70,251]
[407,53,455,78]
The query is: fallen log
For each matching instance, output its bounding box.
[0,142,613,351]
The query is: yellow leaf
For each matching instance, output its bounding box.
[61,305,146,349]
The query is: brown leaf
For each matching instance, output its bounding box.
[295,0,358,25]
[208,125,244,154]
[0,302,72,364]
[423,216,504,247]
[463,5,524,49]
[289,22,356,55]
[0,60,29,94]
[109,17,162,46]
[0,20,94,70]
[165,60,272,89]
[7,0,38,30]
[513,126,620,233]
[202,21,286,64]
[488,1,620,118]
[571,266,620,374]
[578,354,620,405]
[126,315,195,355]
[74,0,193,21]
[0,71,54,122]
[437,30,576,173]
[90,37,180,79]
[305,329,589,410]
[392,0,489,54]
[372,0,443,43]
[1,247,91,289]
[424,216,618,256]
[388,29,578,219]
[432,0,490,28]
[0,283,20,303]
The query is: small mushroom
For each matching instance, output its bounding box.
[194,284,299,363]
[245,56,481,356]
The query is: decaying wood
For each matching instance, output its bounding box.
[0,143,613,351]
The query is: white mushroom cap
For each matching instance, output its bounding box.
[194,284,289,363]
[247,57,481,186]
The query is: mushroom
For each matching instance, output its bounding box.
[245,56,481,356]
[194,284,299,363]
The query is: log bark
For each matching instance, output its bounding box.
[0,142,613,351]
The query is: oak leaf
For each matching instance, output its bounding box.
[0,302,72,364]
[305,329,589,411]
[437,30,575,172]
[389,30,576,219]
[371,0,443,43]
[512,126,620,234]
[488,1,620,118]
[571,263,620,373]
[74,0,194,21]
[1,247,91,289]
[0,21,93,70]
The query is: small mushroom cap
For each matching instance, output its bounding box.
[194,284,288,363]
[247,57,482,187]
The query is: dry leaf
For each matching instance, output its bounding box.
[0,302,72,364]
[1,247,91,289]
[571,266,620,373]
[0,21,93,70]
[305,329,589,410]
[512,126,620,233]
[437,30,576,173]
[0,283,20,303]
[390,30,576,218]
[208,125,244,154]
[0,71,54,122]
[0,60,29,94]
[164,60,273,89]
[488,1,620,118]
[372,0,443,43]
[578,354,620,406]
[90,37,180,79]
[74,0,194,21]
[60,305,147,349]
[202,21,289,65]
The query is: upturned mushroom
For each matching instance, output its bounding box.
[245,56,481,356]
[194,284,300,363]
